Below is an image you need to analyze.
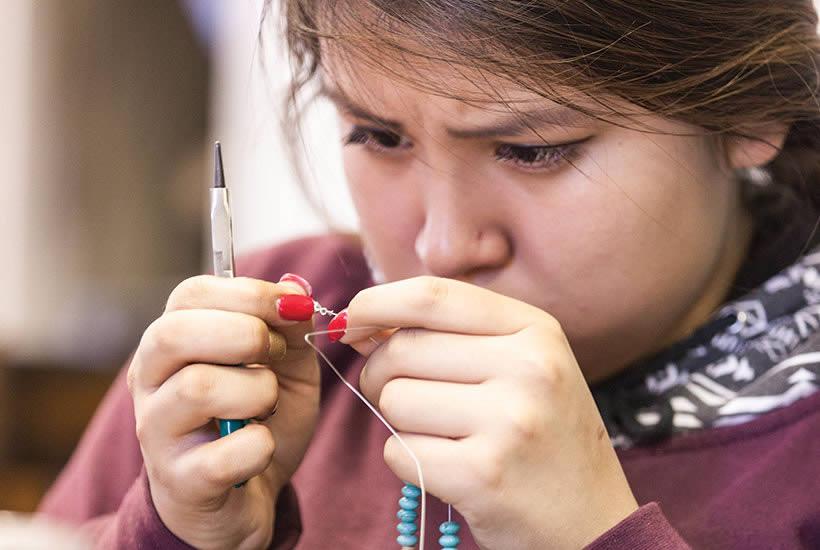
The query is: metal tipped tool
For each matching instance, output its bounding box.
[209,141,249,452]
[214,141,226,188]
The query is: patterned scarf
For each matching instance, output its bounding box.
[593,245,820,449]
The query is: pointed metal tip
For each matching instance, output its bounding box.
[213,141,225,188]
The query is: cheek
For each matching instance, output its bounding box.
[578,132,729,252]
[513,132,732,325]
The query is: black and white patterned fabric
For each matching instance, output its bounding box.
[594,246,820,449]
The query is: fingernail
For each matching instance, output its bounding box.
[278,273,312,296]
[277,295,315,321]
[328,310,348,342]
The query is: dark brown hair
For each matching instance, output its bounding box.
[267,0,820,292]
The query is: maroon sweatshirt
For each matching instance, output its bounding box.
[38,235,820,549]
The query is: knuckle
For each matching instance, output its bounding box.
[233,276,258,295]
[126,361,138,393]
[522,316,566,349]
[141,317,180,359]
[539,314,564,337]
[245,317,271,360]
[235,277,272,308]
[415,276,449,310]
[378,381,401,421]
[358,366,370,395]
[241,425,277,467]
[176,366,216,407]
[260,369,279,411]
[256,427,277,462]
[134,409,164,455]
[504,400,541,442]
[540,361,565,389]
[145,460,175,493]
[533,315,572,354]
[134,398,161,448]
[383,435,402,467]
[384,328,420,360]
[166,275,210,311]
[134,413,149,443]
[347,286,372,316]
[471,449,504,492]
[201,450,231,488]
[515,331,565,390]
[520,352,563,389]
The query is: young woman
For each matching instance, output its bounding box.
[39,1,819,548]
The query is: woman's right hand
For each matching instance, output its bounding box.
[127,274,321,550]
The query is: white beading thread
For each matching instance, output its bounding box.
[304,326,427,550]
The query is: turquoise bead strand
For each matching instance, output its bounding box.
[396,483,421,547]
[395,482,461,548]
[438,520,460,548]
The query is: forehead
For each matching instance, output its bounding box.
[320,41,601,120]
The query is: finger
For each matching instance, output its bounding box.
[340,276,544,345]
[165,275,313,326]
[273,317,316,355]
[383,433,474,506]
[135,309,286,390]
[375,378,487,438]
[175,423,276,498]
[343,327,395,357]
[142,363,279,438]
[359,329,507,400]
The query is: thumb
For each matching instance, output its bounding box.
[327,308,397,357]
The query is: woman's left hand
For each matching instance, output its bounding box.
[336,276,639,549]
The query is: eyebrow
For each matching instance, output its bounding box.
[319,83,593,140]
[320,84,403,132]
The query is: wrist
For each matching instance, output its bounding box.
[576,494,640,548]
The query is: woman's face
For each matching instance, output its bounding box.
[322,57,753,381]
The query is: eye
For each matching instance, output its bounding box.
[343,126,411,153]
[495,137,590,172]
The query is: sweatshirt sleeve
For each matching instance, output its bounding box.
[36,361,303,549]
[584,503,691,550]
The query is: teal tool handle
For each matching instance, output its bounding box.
[218,418,248,437]
[218,418,249,488]
[217,362,248,438]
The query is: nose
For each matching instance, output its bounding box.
[414,185,512,280]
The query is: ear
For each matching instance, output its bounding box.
[725,125,789,170]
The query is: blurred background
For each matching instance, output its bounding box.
[0,0,355,515]
[0,0,818,523]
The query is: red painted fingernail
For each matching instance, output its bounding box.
[277,295,315,321]
[278,273,312,296]
[328,310,348,342]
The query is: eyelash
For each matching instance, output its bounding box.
[343,126,411,152]
[343,126,588,172]
[494,138,590,172]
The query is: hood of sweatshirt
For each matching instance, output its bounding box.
[593,244,820,448]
